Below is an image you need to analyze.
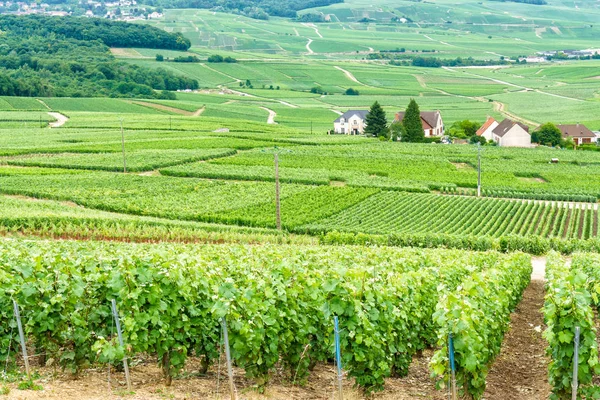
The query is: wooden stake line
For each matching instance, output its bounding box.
[110,299,132,391]
[12,300,30,379]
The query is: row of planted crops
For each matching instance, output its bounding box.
[0,239,532,398]
[544,252,600,398]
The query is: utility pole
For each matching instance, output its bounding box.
[310,121,313,135]
[169,116,172,130]
[477,142,482,197]
[275,152,281,230]
[120,119,127,173]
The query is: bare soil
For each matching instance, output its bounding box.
[109,48,146,58]
[2,355,446,400]
[483,280,551,400]
[518,177,547,184]
[451,162,473,170]
[130,101,203,117]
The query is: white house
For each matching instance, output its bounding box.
[476,116,499,141]
[333,110,369,135]
[394,110,444,137]
[491,119,531,147]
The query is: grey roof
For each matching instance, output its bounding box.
[395,111,441,128]
[492,119,530,137]
[334,110,369,123]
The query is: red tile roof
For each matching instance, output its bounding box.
[476,117,496,136]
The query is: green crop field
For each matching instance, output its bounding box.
[116,0,600,131]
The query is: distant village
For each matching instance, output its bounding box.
[0,0,163,20]
[333,109,600,148]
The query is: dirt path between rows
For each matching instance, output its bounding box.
[335,66,361,85]
[260,107,277,124]
[48,112,69,128]
[483,259,551,400]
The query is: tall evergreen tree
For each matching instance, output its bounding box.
[402,99,425,142]
[364,101,388,137]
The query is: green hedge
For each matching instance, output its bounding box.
[320,231,600,256]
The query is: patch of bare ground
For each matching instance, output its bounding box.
[562,209,572,239]
[109,48,146,58]
[138,170,161,177]
[1,355,446,400]
[451,162,473,170]
[518,177,547,184]
[329,180,347,187]
[483,280,551,400]
[130,101,203,116]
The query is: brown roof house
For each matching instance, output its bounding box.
[394,110,444,137]
[491,119,531,147]
[557,124,597,145]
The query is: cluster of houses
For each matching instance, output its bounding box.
[333,110,599,147]
[334,109,444,137]
[5,0,162,20]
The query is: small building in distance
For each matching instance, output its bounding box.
[476,116,500,142]
[491,118,531,147]
[333,110,369,135]
[557,123,597,145]
[394,110,444,137]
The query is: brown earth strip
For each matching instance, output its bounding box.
[130,101,204,116]
[483,280,551,400]
[562,209,572,239]
[578,211,585,239]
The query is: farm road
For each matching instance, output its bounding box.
[306,38,314,54]
[48,112,69,128]
[483,258,551,400]
[260,107,277,124]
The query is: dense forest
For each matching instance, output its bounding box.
[0,15,191,50]
[0,16,198,98]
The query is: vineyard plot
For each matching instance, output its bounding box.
[306,192,598,240]
[0,240,530,398]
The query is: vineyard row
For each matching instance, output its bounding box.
[0,240,530,398]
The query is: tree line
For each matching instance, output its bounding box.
[363,99,434,142]
[0,15,191,50]
[143,0,342,19]
[0,20,198,99]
